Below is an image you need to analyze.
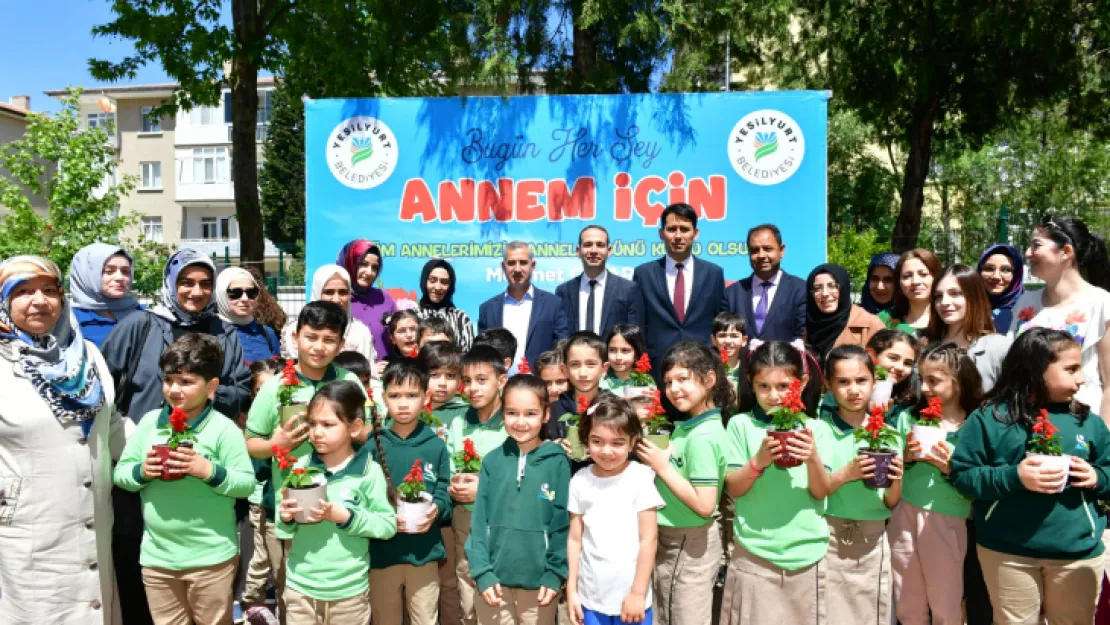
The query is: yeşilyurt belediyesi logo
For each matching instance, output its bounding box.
[727,109,805,186]
[327,116,399,190]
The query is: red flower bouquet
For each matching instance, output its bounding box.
[629,353,655,387]
[453,438,483,473]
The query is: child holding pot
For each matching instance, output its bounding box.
[278,380,397,624]
[951,328,1110,625]
[369,360,453,625]
[809,345,905,625]
[718,341,833,625]
[113,333,255,624]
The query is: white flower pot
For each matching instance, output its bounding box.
[910,424,947,461]
[1026,452,1070,493]
[397,492,434,533]
[288,477,328,524]
[869,379,894,410]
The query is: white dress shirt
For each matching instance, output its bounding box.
[502,285,534,371]
[751,269,783,312]
[578,271,608,333]
[665,256,694,310]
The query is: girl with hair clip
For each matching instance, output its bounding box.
[1010,214,1110,424]
[951,328,1110,625]
[888,343,983,625]
[719,341,833,625]
[636,341,732,625]
[277,380,398,625]
[737,339,824,418]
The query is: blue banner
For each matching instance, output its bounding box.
[305,91,829,317]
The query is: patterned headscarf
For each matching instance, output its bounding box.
[337,239,382,297]
[150,249,218,326]
[67,243,141,318]
[859,252,901,314]
[0,255,105,425]
[214,266,260,326]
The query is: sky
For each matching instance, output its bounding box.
[0,1,175,114]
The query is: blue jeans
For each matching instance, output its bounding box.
[582,607,654,625]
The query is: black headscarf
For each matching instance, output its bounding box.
[419,259,457,311]
[806,263,853,358]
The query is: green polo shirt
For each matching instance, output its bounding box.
[277,445,398,601]
[446,406,507,511]
[725,409,831,570]
[656,409,728,528]
[820,408,905,521]
[114,403,255,570]
[903,429,972,519]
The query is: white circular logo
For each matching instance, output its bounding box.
[327,116,399,190]
[727,110,805,186]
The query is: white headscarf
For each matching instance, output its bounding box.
[215,267,260,326]
[311,264,352,311]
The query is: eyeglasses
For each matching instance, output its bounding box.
[227,287,260,300]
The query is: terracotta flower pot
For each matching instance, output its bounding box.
[645,433,671,450]
[397,492,434,533]
[1026,452,1070,493]
[769,429,806,468]
[288,479,328,524]
[566,425,587,461]
[910,424,947,461]
[152,441,193,481]
[280,403,308,427]
[859,449,897,488]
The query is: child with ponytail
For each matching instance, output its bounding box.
[951,328,1110,624]
[636,341,732,625]
[277,380,397,624]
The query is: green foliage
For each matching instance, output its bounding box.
[828,228,886,291]
[827,109,899,241]
[125,237,175,298]
[260,82,304,248]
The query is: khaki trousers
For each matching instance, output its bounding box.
[473,586,556,625]
[978,544,1104,625]
[824,516,891,625]
[370,562,440,625]
[454,505,479,625]
[888,501,966,625]
[718,539,825,625]
[654,522,721,625]
[440,525,463,625]
[241,504,287,623]
[285,587,371,625]
[142,556,238,625]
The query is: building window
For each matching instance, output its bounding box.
[141,217,163,243]
[190,106,218,126]
[192,147,228,183]
[200,216,232,241]
[87,112,115,130]
[140,162,162,189]
[141,106,161,133]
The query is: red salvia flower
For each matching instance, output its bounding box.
[281,359,298,386]
[1032,409,1059,438]
[719,347,729,364]
[517,357,532,374]
[366,387,374,401]
[918,396,944,425]
[424,401,433,413]
[404,459,424,484]
[651,389,666,416]
[462,438,479,462]
[457,381,466,394]
[292,468,306,476]
[865,406,886,440]
[634,353,652,374]
[169,407,188,433]
[1017,307,1035,322]
[577,395,591,415]
[781,379,806,414]
[406,347,419,359]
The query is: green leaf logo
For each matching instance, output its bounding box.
[350,137,374,167]
[753,132,778,162]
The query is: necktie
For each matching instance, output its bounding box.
[754,280,773,334]
[586,278,598,333]
[674,263,686,324]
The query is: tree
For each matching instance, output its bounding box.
[259,82,304,249]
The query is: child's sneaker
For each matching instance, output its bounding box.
[244,606,279,625]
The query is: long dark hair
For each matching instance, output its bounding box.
[925,264,997,344]
[914,342,983,416]
[1036,214,1110,291]
[867,329,918,403]
[891,248,942,319]
[662,341,734,419]
[311,380,399,507]
[984,328,1087,428]
[579,393,642,444]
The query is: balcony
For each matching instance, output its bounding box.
[227,124,268,143]
[179,237,283,259]
[176,180,234,203]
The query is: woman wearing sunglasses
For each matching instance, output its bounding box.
[215,266,281,363]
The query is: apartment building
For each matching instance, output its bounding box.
[44,79,283,270]
[0,96,50,214]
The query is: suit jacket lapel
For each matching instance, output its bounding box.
[688,258,710,318]
[739,277,757,330]
[567,275,581,332]
[653,258,679,323]
[764,272,790,320]
[526,292,540,344]
[598,270,618,332]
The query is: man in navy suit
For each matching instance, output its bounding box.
[725,223,807,342]
[477,241,569,372]
[555,225,644,339]
[633,203,727,378]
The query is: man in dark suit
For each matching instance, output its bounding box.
[555,225,644,339]
[725,223,807,342]
[633,203,727,378]
[477,241,569,372]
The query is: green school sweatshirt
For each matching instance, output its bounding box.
[278,445,398,601]
[465,439,570,593]
[434,396,471,429]
[369,422,453,568]
[113,403,255,570]
[447,406,507,511]
[950,403,1110,559]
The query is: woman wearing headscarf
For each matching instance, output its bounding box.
[859,252,900,315]
[0,255,129,625]
[68,243,143,348]
[215,267,281,363]
[977,243,1025,333]
[338,239,396,358]
[416,258,474,351]
[99,248,251,625]
[280,264,378,366]
[805,263,886,359]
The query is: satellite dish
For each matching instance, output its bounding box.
[97,98,116,114]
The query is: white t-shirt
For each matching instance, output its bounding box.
[567,461,665,615]
[1009,286,1110,412]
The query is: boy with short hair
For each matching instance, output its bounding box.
[421,341,469,426]
[474,328,517,372]
[114,333,256,625]
[711,311,748,399]
[448,345,510,625]
[334,350,372,390]
[418,316,456,348]
[534,350,568,408]
[545,331,609,443]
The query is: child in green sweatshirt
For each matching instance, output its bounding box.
[466,375,570,625]
[369,361,453,625]
[951,328,1110,625]
[278,380,397,624]
[114,333,255,625]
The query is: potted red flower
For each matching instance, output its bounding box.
[855,406,901,488]
[517,357,532,374]
[453,438,482,474]
[558,396,590,460]
[642,390,672,449]
[274,445,326,523]
[277,359,308,426]
[911,397,946,460]
[154,407,197,481]
[767,379,809,468]
[397,459,433,533]
[1027,409,1068,492]
[421,401,446,436]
